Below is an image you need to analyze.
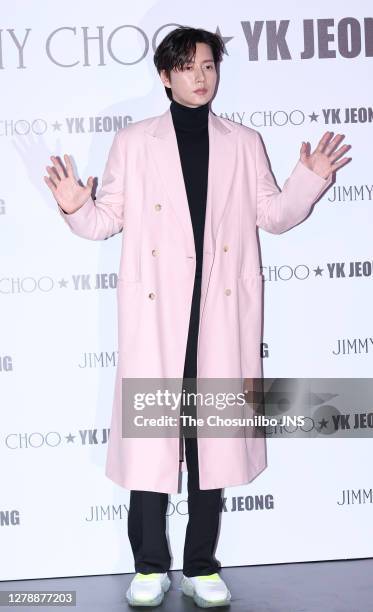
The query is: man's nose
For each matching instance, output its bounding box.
[194,66,205,81]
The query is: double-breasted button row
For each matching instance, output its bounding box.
[149,203,162,295]
[148,226,231,298]
[149,289,230,299]
[149,248,157,296]
[223,243,230,294]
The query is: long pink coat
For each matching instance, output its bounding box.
[58,107,332,493]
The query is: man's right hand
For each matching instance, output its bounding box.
[44,154,94,214]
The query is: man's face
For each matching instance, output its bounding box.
[160,42,217,108]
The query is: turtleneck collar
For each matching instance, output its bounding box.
[170,97,209,130]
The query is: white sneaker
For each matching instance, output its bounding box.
[126,572,171,607]
[181,572,231,607]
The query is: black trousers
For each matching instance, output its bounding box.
[127,274,223,577]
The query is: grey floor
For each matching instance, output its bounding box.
[1,559,372,611]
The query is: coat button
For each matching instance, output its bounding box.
[223,245,229,252]
[152,249,157,256]
[148,292,155,299]
[225,288,231,296]
[155,203,162,211]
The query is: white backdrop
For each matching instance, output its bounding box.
[1,0,372,581]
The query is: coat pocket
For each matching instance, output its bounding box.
[116,277,141,287]
[237,271,264,282]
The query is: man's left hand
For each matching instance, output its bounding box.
[300,132,351,179]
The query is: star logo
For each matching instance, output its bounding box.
[52,121,62,131]
[66,433,76,443]
[309,112,319,122]
[215,26,234,54]
[318,418,329,429]
[58,278,68,288]
[314,266,323,276]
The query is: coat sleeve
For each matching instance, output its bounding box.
[57,130,125,240]
[255,130,333,234]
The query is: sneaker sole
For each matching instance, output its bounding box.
[181,576,231,608]
[126,574,171,607]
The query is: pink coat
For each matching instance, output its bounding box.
[58,107,332,493]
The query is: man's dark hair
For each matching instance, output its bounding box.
[153,26,225,101]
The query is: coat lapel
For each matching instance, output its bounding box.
[145,107,237,257]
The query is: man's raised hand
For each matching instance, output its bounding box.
[299,132,351,179]
[44,154,94,214]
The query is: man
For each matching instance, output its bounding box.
[45,26,351,609]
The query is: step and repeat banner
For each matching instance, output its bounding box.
[1,0,372,581]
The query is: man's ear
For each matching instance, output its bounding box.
[160,68,171,88]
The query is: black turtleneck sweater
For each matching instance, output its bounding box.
[170,98,209,380]
[170,98,209,280]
